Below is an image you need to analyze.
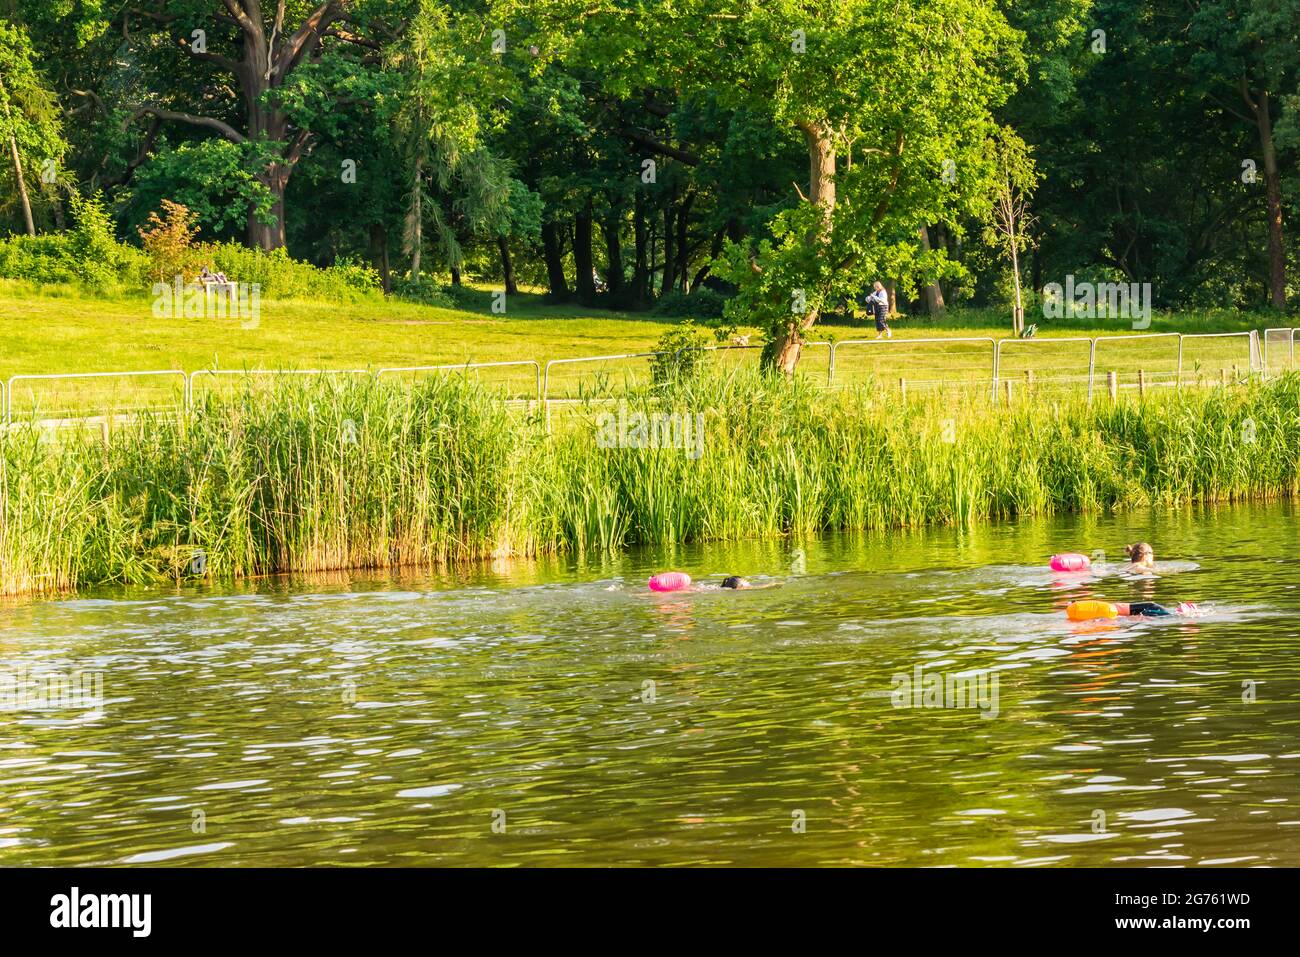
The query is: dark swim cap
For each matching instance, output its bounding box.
[722,576,748,589]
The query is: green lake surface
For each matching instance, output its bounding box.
[2,501,1299,867]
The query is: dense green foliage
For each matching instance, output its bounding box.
[0,1,1296,352]
[4,368,1299,595]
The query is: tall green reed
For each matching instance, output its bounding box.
[3,368,1299,596]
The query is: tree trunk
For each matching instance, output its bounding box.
[0,78,35,237]
[601,213,623,300]
[574,204,597,306]
[497,235,518,296]
[409,155,424,281]
[370,223,391,294]
[918,225,946,315]
[1253,90,1286,310]
[676,191,694,293]
[631,191,649,307]
[771,120,836,375]
[6,133,35,237]
[450,266,461,286]
[1010,242,1024,335]
[541,221,569,301]
[659,197,676,298]
[247,168,289,250]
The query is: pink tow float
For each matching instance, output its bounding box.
[1050,553,1092,572]
[648,571,692,592]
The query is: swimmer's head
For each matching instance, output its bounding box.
[722,576,750,589]
[1124,542,1155,567]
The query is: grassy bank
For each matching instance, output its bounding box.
[3,368,1299,597]
[1,278,1282,377]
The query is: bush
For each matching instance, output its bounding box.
[138,200,203,283]
[1,190,379,303]
[390,275,456,307]
[0,192,148,291]
[203,243,381,301]
[653,287,729,319]
[649,319,716,385]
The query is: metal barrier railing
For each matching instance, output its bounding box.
[542,351,669,431]
[4,327,1293,431]
[375,360,541,404]
[994,336,1094,403]
[5,370,188,425]
[1088,332,1182,401]
[833,336,998,399]
[1177,331,1259,386]
[186,368,370,407]
[1263,328,1296,371]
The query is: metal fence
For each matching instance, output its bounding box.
[2,327,1292,433]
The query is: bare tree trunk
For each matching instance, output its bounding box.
[497,235,518,296]
[1,78,35,237]
[1010,242,1024,335]
[631,191,649,307]
[659,196,676,298]
[6,133,35,237]
[574,203,597,306]
[771,120,836,375]
[601,213,623,300]
[541,220,569,301]
[918,225,945,315]
[409,156,423,280]
[1252,89,1287,310]
[676,190,694,293]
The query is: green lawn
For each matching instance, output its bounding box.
[0,279,1294,418]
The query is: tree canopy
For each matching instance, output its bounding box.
[1,0,1296,365]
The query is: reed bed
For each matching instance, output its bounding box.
[3,369,1299,596]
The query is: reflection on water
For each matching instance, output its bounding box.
[2,502,1299,867]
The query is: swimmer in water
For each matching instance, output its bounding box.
[721,576,780,590]
[1117,601,1181,617]
[1068,598,1201,620]
[1124,541,1156,569]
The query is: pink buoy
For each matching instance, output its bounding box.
[649,571,692,592]
[1050,553,1091,572]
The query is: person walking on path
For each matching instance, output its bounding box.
[868,281,891,339]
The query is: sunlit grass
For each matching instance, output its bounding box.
[4,367,1298,597]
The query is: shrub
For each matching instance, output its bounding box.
[390,275,455,307]
[653,287,729,319]
[138,199,203,283]
[203,243,381,301]
[0,191,147,290]
[649,319,715,385]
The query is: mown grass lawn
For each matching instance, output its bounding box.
[0,279,1290,417]
[2,279,1280,377]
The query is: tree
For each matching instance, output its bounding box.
[985,130,1039,335]
[644,0,1024,372]
[117,1,399,250]
[0,20,66,236]
[1186,0,1297,310]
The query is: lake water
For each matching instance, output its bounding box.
[2,502,1299,867]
